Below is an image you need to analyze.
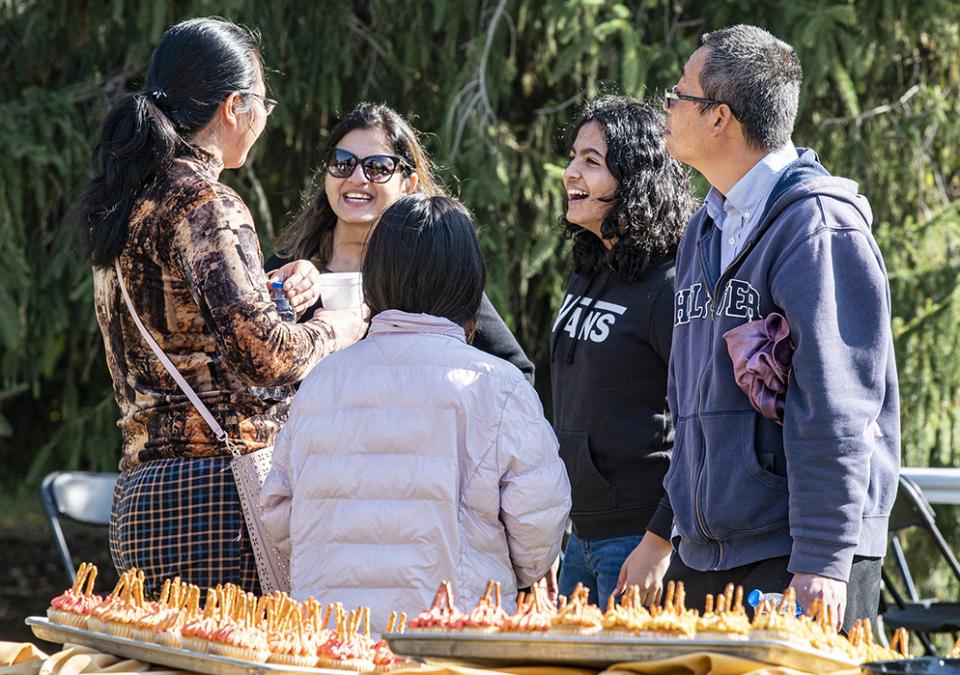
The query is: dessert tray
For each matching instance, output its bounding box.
[382,630,860,674]
[27,617,392,675]
[35,568,909,675]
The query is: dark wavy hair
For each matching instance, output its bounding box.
[363,194,484,335]
[277,103,442,265]
[562,95,695,282]
[73,17,263,267]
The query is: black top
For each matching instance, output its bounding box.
[265,254,535,385]
[549,254,676,539]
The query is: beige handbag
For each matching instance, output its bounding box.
[115,261,291,594]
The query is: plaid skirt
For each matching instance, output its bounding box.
[109,455,259,596]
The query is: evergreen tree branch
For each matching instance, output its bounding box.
[820,84,921,126]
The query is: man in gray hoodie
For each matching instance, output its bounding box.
[615,25,900,631]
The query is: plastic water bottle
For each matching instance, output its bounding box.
[270,279,297,323]
[250,279,297,402]
[746,589,803,617]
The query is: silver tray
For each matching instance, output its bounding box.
[26,617,390,675]
[383,630,860,674]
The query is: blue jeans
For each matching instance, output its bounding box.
[558,532,643,607]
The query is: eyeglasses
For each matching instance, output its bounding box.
[664,85,733,116]
[238,91,278,116]
[325,148,406,183]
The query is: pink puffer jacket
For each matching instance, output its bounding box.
[261,310,571,633]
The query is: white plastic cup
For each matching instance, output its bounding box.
[316,272,363,310]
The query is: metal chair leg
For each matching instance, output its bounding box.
[40,471,76,583]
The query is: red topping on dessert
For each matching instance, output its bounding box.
[50,563,103,615]
[506,583,555,632]
[91,570,148,627]
[409,581,465,629]
[182,588,220,640]
[464,581,508,628]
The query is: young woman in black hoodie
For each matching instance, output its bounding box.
[552,96,694,606]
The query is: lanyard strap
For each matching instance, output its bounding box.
[114,260,238,456]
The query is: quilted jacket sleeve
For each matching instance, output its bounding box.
[260,420,295,557]
[496,380,572,587]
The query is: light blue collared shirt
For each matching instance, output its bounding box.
[705,142,798,272]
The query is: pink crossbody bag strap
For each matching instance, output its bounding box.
[114,260,238,455]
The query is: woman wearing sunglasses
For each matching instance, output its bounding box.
[551,96,694,607]
[73,18,365,595]
[268,102,535,381]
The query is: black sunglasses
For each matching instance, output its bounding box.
[325,148,406,183]
[664,85,735,117]
[238,91,278,116]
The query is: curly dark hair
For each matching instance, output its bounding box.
[562,95,695,282]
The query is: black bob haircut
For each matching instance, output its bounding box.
[362,194,485,332]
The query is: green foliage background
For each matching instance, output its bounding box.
[2,0,960,607]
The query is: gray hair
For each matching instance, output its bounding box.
[699,25,803,151]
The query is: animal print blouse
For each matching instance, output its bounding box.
[93,150,340,471]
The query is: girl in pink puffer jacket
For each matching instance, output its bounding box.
[261,194,571,634]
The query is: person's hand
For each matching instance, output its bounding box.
[614,532,673,606]
[314,307,368,350]
[270,260,322,315]
[788,573,846,631]
[537,556,560,604]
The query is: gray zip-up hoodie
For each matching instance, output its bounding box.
[646,149,900,582]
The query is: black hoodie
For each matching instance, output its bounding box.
[550,254,675,540]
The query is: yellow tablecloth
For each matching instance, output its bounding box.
[0,644,187,675]
[604,653,860,675]
[0,642,861,675]
[0,642,47,675]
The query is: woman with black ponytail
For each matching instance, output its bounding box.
[74,17,364,593]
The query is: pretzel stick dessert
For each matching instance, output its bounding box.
[89,570,147,640]
[503,583,555,634]
[645,581,696,638]
[155,582,199,648]
[48,562,102,629]
[602,585,651,637]
[408,581,464,633]
[207,589,269,663]
[371,610,414,671]
[462,580,509,634]
[266,595,318,667]
[316,605,375,672]
[551,582,603,636]
[696,585,750,640]
[180,587,220,653]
